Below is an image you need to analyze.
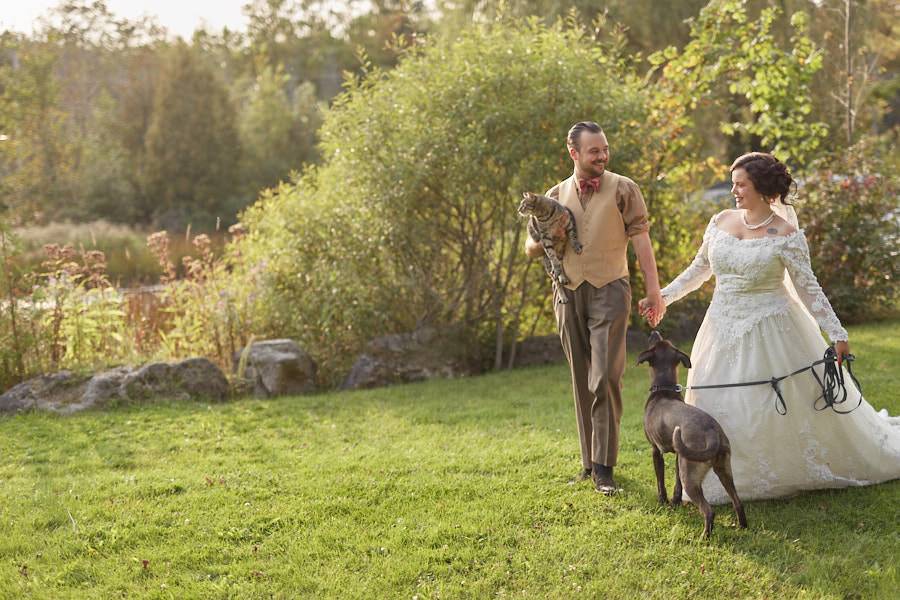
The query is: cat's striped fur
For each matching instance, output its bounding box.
[518,192,582,291]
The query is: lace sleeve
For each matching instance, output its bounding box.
[660,216,717,306]
[780,231,849,342]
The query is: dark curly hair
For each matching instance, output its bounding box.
[730,152,795,204]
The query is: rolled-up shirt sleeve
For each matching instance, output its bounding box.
[617,177,649,237]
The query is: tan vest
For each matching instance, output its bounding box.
[559,171,630,291]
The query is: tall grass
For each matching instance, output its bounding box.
[12,221,228,287]
[0,226,255,392]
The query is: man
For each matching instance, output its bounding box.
[525,121,665,494]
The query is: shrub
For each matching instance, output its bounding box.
[236,18,653,384]
[798,132,899,322]
[0,231,137,391]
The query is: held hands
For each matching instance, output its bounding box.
[638,291,666,328]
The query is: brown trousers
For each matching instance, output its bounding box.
[554,278,631,469]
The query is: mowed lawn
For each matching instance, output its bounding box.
[1,321,898,599]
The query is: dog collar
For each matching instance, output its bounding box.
[650,384,683,394]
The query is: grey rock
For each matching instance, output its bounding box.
[233,339,317,397]
[0,371,89,413]
[342,326,474,390]
[80,366,131,408]
[121,358,228,402]
[1,357,229,415]
[510,335,565,368]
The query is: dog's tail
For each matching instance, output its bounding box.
[672,426,720,461]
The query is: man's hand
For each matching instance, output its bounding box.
[524,212,570,258]
[525,236,544,258]
[638,292,666,327]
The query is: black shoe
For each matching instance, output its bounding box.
[592,463,617,495]
[569,468,592,484]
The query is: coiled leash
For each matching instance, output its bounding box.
[686,346,862,416]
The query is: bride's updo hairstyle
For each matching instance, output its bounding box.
[730,152,795,204]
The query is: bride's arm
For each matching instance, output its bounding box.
[780,231,849,344]
[659,215,718,306]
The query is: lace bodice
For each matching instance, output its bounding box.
[661,216,848,350]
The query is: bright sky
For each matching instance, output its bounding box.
[0,1,250,39]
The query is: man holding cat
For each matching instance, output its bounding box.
[525,121,665,495]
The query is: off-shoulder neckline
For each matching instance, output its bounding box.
[711,225,804,243]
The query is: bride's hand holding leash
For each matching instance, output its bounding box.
[835,340,851,368]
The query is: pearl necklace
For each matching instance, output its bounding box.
[741,210,776,230]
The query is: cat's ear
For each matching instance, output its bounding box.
[522,192,533,200]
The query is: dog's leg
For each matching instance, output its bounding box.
[713,455,747,529]
[671,456,683,507]
[652,446,667,505]
[681,457,715,538]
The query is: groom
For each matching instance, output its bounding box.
[525,121,665,494]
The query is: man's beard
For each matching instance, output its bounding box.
[582,161,606,177]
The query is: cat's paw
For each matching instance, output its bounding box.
[557,273,570,286]
[572,242,583,254]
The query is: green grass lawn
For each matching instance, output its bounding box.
[1,321,898,599]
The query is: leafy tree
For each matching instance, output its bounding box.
[435,0,708,55]
[237,65,320,197]
[647,0,827,169]
[142,43,240,230]
[236,17,651,381]
[0,34,75,224]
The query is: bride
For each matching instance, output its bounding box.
[641,152,900,504]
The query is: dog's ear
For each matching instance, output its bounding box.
[677,350,692,369]
[636,349,654,366]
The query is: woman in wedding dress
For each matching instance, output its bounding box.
[644,152,900,504]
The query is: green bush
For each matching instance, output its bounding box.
[236,19,653,384]
[798,132,899,322]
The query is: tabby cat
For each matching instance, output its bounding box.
[518,191,582,291]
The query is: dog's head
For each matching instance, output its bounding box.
[517,192,554,220]
[636,330,691,380]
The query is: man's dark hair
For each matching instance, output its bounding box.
[567,121,604,151]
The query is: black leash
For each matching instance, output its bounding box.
[684,346,862,416]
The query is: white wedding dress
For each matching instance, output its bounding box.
[661,211,900,504]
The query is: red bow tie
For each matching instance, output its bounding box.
[579,177,601,195]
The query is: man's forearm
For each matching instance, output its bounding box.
[631,232,661,294]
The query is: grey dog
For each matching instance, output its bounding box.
[637,331,748,538]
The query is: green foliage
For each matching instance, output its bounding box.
[647,0,828,167]
[798,132,900,322]
[238,18,651,382]
[0,320,897,597]
[0,237,137,391]
[13,221,157,286]
[146,230,258,372]
[142,43,240,230]
[237,65,321,197]
[0,34,75,222]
